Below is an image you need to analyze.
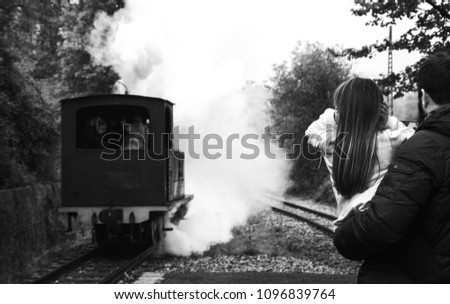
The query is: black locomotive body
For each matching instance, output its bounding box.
[59,95,192,244]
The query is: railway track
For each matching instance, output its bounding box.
[30,242,158,284]
[26,197,335,284]
[264,195,337,237]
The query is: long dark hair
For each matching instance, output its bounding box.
[332,77,383,198]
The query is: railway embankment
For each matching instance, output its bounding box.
[0,183,86,283]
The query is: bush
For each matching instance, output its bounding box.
[0,49,59,189]
[268,42,350,198]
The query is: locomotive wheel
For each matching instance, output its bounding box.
[142,220,157,246]
[129,223,139,241]
[156,216,164,241]
[150,219,158,245]
[142,214,164,245]
[94,224,107,244]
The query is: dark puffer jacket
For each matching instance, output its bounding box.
[333,106,450,283]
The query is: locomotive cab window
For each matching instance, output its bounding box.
[77,105,150,150]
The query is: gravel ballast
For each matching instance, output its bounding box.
[129,209,361,282]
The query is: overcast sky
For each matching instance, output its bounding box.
[221,0,422,81]
[92,0,424,89]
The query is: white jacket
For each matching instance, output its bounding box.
[305,108,415,227]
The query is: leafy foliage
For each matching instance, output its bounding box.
[0,0,122,188]
[345,0,450,97]
[0,49,59,188]
[56,0,121,98]
[268,42,350,198]
[31,2,64,80]
[0,1,59,188]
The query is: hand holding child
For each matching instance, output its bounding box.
[378,101,389,129]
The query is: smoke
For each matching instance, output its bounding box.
[89,0,291,255]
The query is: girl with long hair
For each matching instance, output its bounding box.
[306,77,414,225]
[306,77,439,283]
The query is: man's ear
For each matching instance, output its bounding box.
[421,89,429,109]
[418,91,426,123]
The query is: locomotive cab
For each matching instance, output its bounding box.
[59,95,192,244]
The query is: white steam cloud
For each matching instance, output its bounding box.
[89,0,291,255]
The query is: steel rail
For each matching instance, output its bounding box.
[270,205,334,237]
[264,195,336,237]
[281,200,337,221]
[32,245,101,284]
[100,245,158,284]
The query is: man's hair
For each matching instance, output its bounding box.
[417,52,450,105]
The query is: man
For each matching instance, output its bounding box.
[333,53,450,283]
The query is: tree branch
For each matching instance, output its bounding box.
[425,0,450,19]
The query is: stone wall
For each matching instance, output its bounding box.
[0,184,86,283]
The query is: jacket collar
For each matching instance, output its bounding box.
[417,105,450,138]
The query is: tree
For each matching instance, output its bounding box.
[268,42,350,199]
[0,0,125,188]
[0,1,59,188]
[346,0,450,97]
[0,48,59,189]
[32,1,64,80]
[1,1,67,103]
[56,0,121,98]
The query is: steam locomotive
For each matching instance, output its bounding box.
[59,94,192,244]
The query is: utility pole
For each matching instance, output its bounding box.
[387,26,394,115]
